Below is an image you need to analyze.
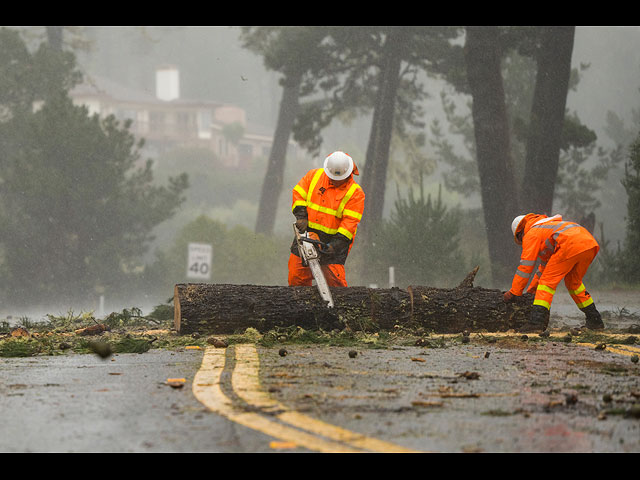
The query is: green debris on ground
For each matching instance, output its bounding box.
[0,338,42,357]
[1,303,639,358]
[0,304,179,358]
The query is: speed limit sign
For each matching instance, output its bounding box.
[187,243,212,280]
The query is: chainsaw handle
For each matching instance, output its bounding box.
[294,223,332,254]
[300,236,329,251]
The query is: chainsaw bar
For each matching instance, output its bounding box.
[308,258,334,308]
[293,224,335,308]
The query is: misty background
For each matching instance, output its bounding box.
[1,26,639,320]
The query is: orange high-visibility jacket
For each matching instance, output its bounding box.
[291,168,365,263]
[509,214,599,295]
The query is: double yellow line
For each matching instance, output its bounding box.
[192,344,421,453]
[576,342,640,358]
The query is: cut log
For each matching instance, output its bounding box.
[173,268,534,335]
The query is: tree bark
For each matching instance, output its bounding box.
[46,26,64,50]
[359,29,406,233]
[357,28,408,281]
[464,27,521,287]
[521,26,575,215]
[173,268,533,335]
[254,71,303,235]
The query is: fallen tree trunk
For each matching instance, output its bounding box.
[174,268,534,335]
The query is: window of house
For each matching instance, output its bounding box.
[197,110,212,138]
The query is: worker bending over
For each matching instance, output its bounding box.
[288,151,365,287]
[503,213,604,333]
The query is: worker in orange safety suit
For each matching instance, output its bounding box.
[288,151,365,287]
[503,213,605,333]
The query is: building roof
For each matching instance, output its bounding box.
[71,73,222,108]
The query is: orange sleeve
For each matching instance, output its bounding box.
[509,233,541,296]
[336,185,365,241]
[292,169,317,212]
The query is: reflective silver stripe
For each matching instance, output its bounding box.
[520,259,536,266]
[552,224,579,241]
[532,224,559,229]
[524,258,541,293]
[515,269,530,278]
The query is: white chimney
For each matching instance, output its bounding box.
[156,65,180,101]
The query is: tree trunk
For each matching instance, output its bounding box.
[46,26,64,50]
[464,27,521,287]
[360,29,407,235]
[357,29,408,282]
[254,71,303,235]
[521,26,575,215]
[173,267,533,335]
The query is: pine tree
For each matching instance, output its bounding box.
[621,131,640,283]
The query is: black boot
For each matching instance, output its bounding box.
[520,305,550,333]
[581,303,604,330]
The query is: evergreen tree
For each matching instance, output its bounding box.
[621,131,640,283]
[0,28,188,308]
[366,181,465,288]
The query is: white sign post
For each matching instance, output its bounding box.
[187,243,212,281]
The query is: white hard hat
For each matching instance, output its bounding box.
[511,215,525,236]
[323,151,354,181]
[511,214,526,242]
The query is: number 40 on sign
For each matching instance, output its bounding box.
[187,243,212,280]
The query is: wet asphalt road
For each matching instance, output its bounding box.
[258,339,640,453]
[0,349,279,452]
[1,291,639,453]
[1,333,639,453]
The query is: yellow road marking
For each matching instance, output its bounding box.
[232,344,421,453]
[193,346,422,453]
[192,347,370,452]
[577,342,640,357]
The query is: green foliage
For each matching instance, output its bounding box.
[0,338,41,357]
[103,307,148,329]
[584,223,624,286]
[286,26,463,157]
[555,130,624,220]
[0,31,189,308]
[148,303,174,321]
[0,28,82,118]
[112,336,153,354]
[148,215,290,292]
[44,309,96,333]
[366,183,466,287]
[221,122,245,145]
[586,130,640,287]
[620,131,640,283]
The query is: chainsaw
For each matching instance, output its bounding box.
[293,223,335,308]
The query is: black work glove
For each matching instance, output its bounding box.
[323,243,336,255]
[295,218,308,233]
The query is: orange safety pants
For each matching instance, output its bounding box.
[288,253,348,287]
[533,246,598,311]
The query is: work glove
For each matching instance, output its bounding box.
[503,291,516,303]
[323,243,336,255]
[295,218,308,233]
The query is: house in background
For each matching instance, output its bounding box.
[69,65,295,167]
